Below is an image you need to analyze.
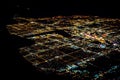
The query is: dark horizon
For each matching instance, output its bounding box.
[2,0,120,18]
[0,0,119,28]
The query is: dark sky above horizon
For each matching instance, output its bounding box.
[1,0,120,18]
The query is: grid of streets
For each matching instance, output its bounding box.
[7,15,120,80]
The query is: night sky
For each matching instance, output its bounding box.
[1,0,120,18]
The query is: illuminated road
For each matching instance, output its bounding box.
[7,15,120,80]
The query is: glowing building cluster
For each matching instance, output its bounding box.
[7,15,120,80]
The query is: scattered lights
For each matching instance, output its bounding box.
[7,15,120,80]
[99,44,106,49]
[67,64,78,70]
